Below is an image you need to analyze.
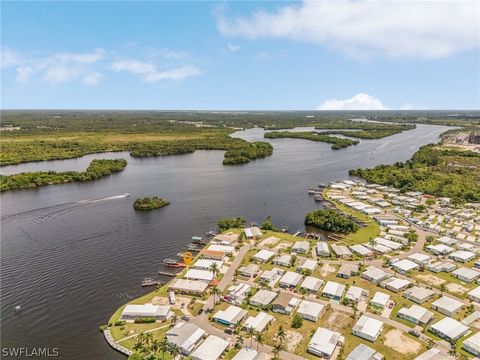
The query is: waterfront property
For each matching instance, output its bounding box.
[120,304,171,321]
[169,278,209,295]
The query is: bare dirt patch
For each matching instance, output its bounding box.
[416,274,445,287]
[446,283,468,295]
[324,312,353,332]
[283,330,303,352]
[321,264,337,277]
[384,329,422,355]
[260,236,280,248]
[273,242,292,252]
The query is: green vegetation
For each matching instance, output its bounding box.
[264,131,359,149]
[0,159,127,192]
[133,317,156,323]
[260,216,279,232]
[350,144,480,203]
[218,217,247,231]
[322,129,407,139]
[304,209,360,233]
[223,141,273,164]
[133,197,170,211]
[291,314,303,328]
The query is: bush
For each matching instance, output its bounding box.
[98,325,107,332]
[134,317,156,323]
[218,217,247,231]
[133,197,170,211]
[304,209,359,233]
[114,320,126,326]
[291,314,303,328]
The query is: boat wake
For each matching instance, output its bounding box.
[78,193,131,204]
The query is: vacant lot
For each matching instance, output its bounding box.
[416,273,445,287]
[384,329,422,355]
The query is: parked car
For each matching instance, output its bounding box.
[181,315,190,321]
[409,329,420,337]
[224,325,234,335]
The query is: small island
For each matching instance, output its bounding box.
[133,197,170,211]
[304,208,359,233]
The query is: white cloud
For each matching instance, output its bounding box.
[227,43,240,52]
[111,59,201,82]
[1,48,105,84]
[218,0,480,59]
[317,93,388,110]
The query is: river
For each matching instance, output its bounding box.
[0,124,449,359]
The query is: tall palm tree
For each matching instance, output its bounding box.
[211,285,221,307]
[255,332,264,351]
[247,326,255,347]
[144,332,153,348]
[150,339,161,356]
[235,333,244,349]
[272,343,283,359]
[171,313,178,325]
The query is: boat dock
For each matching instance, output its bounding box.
[158,271,177,277]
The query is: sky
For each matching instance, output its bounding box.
[1,1,479,110]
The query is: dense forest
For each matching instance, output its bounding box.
[133,197,170,211]
[0,159,127,192]
[350,145,480,203]
[304,209,360,233]
[264,131,359,149]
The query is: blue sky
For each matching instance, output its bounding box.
[1,1,479,110]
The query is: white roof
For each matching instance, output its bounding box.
[432,296,464,313]
[362,266,390,281]
[250,289,277,306]
[301,276,323,291]
[122,304,170,318]
[243,312,274,332]
[308,327,341,357]
[404,286,435,301]
[169,279,209,293]
[449,250,476,261]
[316,242,330,253]
[414,348,454,360]
[430,317,469,340]
[292,240,310,250]
[253,249,276,262]
[208,244,235,253]
[452,267,480,279]
[192,259,223,270]
[346,286,366,301]
[408,253,431,263]
[468,286,480,300]
[331,245,352,256]
[350,244,373,256]
[383,277,411,290]
[280,271,302,286]
[322,281,346,297]
[375,237,403,250]
[463,332,480,355]
[353,315,383,338]
[191,335,229,360]
[232,348,263,360]
[371,292,390,307]
[298,258,317,271]
[427,244,454,254]
[392,259,418,272]
[297,300,325,318]
[185,269,214,282]
[398,305,433,323]
[213,305,247,324]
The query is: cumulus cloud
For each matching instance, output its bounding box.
[218,0,480,59]
[110,59,201,82]
[317,93,388,110]
[1,48,105,85]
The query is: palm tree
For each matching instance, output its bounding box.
[247,326,255,347]
[170,344,180,359]
[209,262,220,278]
[159,338,168,360]
[235,333,244,349]
[255,332,264,351]
[272,343,283,359]
[277,326,286,342]
[150,339,161,357]
[171,313,178,325]
[144,332,153,348]
[211,285,221,307]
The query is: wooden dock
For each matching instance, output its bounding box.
[158,271,177,277]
